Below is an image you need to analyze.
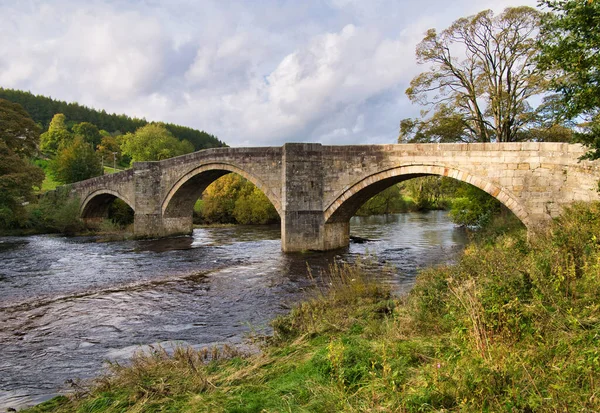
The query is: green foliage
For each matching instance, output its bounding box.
[406,203,600,410]
[448,184,502,227]
[120,123,194,163]
[50,136,103,184]
[96,135,122,166]
[72,121,101,147]
[0,98,40,158]
[355,185,412,216]
[404,176,456,210]
[356,177,466,217]
[196,174,243,223]
[399,104,472,143]
[197,174,279,225]
[40,114,72,155]
[107,198,134,228]
[26,188,86,235]
[521,123,575,142]
[33,159,60,193]
[0,142,45,228]
[538,0,600,159]
[539,0,600,119]
[0,100,44,229]
[163,123,225,151]
[0,88,226,150]
[577,118,600,160]
[348,176,511,221]
[22,204,600,411]
[233,186,279,225]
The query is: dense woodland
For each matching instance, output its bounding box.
[0,88,225,151]
[0,87,228,230]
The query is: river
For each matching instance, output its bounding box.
[0,211,467,410]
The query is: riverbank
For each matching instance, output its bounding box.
[1,211,461,410]
[19,202,600,412]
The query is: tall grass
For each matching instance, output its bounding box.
[24,202,600,412]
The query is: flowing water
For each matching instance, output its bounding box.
[0,211,467,410]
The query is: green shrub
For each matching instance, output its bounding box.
[27,188,85,235]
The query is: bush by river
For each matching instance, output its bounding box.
[20,202,600,412]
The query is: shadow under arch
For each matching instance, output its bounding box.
[80,189,135,221]
[162,162,282,219]
[324,164,530,228]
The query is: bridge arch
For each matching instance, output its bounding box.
[324,164,531,228]
[162,162,282,219]
[80,189,134,221]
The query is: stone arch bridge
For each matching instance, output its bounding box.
[66,142,600,252]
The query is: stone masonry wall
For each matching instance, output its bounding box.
[68,142,600,250]
[321,142,600,230]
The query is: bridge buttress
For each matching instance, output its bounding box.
[132,162,171,238]
[281,143,348,252]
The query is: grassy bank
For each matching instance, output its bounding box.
[23,203,600,412]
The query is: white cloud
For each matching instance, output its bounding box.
[0,0,538,147]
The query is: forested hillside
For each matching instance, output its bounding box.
[0,88,225,150]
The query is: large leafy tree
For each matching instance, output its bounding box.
[72,121,102,147]
[0,98,40,157]
[233,186,279,225]
[0,99,44,227]
[0,142,45,227]
[197,174,279,225]
[120,123,194,163]
[51,136,103,184]
[538,0,600,159]
[400,105,472,143]
[356,185,407,216]
[40,113,72,154]
[401,7,547,143]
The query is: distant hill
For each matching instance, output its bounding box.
[0,88,226,150]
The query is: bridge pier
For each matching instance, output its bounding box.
[132,162,191,238]
[281,143,349,252]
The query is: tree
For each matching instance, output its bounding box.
[72,122,101,147]
[538,0,600,158]
[0,98,40,157]
[96,135,122,167]
[196,174,279,225]
[40,113,72,154]
[400,105,472,143]
[120,123,195,163]
[449,184,501,226]
[199,174,251,224]
[0,100,44,227]
[233,186,279,224]
[0,142,45,227]
[0,88,226,149]
[51,136,103,184]
[402,7,546,143]
[355,185,408,215]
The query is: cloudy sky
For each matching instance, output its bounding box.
[1,0,537,147]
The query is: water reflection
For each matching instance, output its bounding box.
[0,211,466,410]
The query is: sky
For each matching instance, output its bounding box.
[0,0,537,147]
